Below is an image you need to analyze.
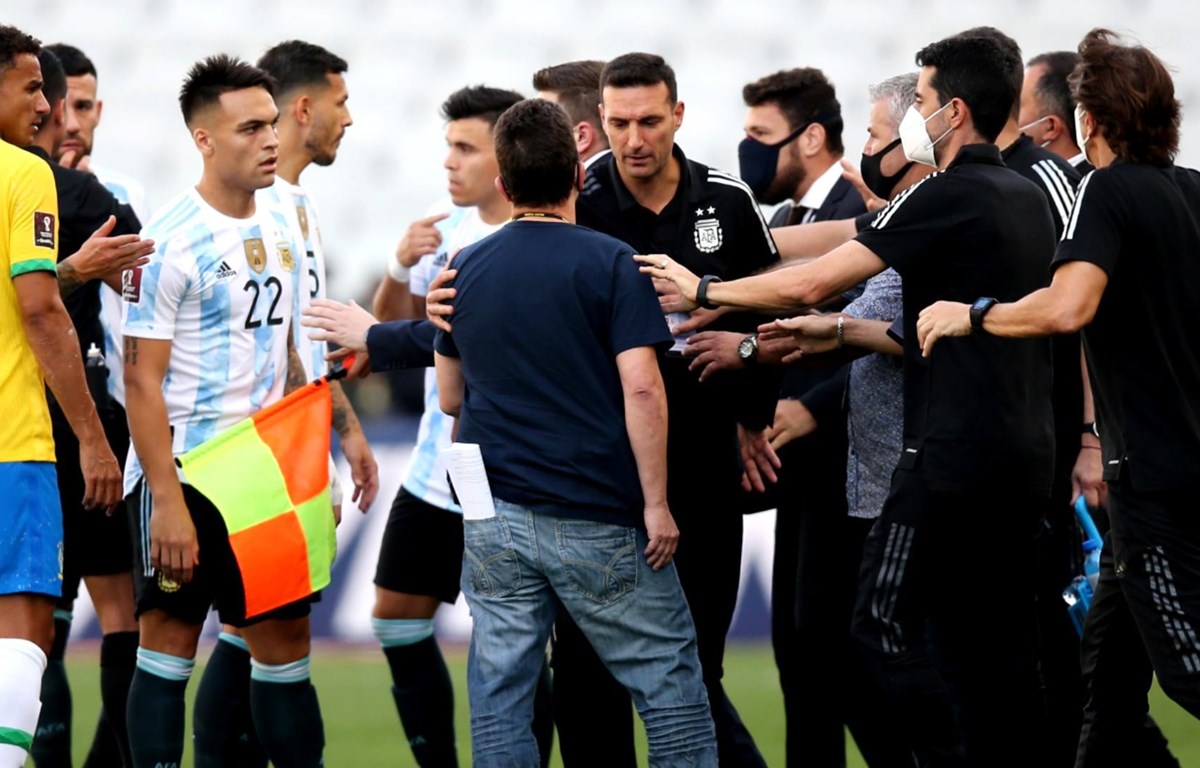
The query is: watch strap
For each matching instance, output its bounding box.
[697,275,723,310]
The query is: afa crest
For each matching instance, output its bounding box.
[693,217,723,254]
[244,238,267,274]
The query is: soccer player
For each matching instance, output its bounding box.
[0,24,122,768]
[121,55,326,768]
[186,40,379,767]
[370,84,524,767]
[25,47,150,768]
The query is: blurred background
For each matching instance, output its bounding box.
[7,1,1200,763]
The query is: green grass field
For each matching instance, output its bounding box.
[53,642,1199,766]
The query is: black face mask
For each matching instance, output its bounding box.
[738,123,809,201]
[859,137,914,199]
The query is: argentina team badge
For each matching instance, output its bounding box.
[694,216,723,253]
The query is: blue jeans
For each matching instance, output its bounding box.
[462,499,716,767]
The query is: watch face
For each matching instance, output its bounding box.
[738,337,756,360]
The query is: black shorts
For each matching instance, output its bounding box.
[374,486,464,604]
[127,480,311,627]
[53,402,134,603]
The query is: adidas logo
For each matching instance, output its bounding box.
[215,261,238,280]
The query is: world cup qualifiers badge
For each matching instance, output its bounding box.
[244,238,267,274]
[693,209,722,254]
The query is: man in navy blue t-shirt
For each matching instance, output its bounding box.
[433,98,717,768]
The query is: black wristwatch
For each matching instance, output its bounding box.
[969,297,999,332]
[1082,421,1100,438]
[738,334,759,364]
[697,274,723,310]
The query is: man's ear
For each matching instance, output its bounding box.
[193,127,213,156]
[94,98,104,127]
[801,123,826,158]
[292,94,312,126]
[52,99,67,129]
[1043,115,1066,142]
[495,175,513,203]
[575,121,593,156]
[673,100,685,130]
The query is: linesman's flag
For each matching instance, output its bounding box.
[177,376,338,618]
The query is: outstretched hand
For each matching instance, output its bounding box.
[635,254,701,312]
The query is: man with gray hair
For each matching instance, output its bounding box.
[689,73,931,768]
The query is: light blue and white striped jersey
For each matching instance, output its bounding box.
[121,187,302,496]
[95,166,150,408]
[262,177,328,378]
[401,201,503,511]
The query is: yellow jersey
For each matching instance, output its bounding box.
[0,138,58,462]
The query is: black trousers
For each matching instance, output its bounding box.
[852,468,1049,768]
[773,437,910,768]
[552,498,764,767]
[1075,483,1200,767]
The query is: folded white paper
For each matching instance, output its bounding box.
[442,443,497,520]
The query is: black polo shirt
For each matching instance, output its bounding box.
[855,143,1056,494]
[1003,135,1085,500]
[577,144,780,503]
[1052,161,1200,491]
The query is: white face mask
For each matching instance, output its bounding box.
[1018,115,1052,148]
[899,102,953,167]
[1074,104,1091,153]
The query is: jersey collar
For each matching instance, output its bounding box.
[608,144,705,212]
[947,142,1005,170]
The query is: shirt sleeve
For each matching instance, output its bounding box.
[1051,169,1124,277]
[9,157,59,277]
[121,241,194,340]
[433,326,459,358]
[845,268,903,322]
[854,174,958,274]
[854,209,878,233]
[609,247,673,355]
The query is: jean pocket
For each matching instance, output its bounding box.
[555,521,638,605]
[463,516,522,598]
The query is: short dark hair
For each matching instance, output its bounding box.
[600,53,677,103]
[494,99,578,208]
[956,27,1022,119]
[179,55,276,126]
[554,86,602,131]
[0,24,40,72]
[742,68,844,155]
[440,85,524,128]
[44,43,95,78]
[36,49,66,107]
[531,60,604,93]
[1071,28,1180,165]
[915,34,1021,142]
[256,40,348,98]
[1028,51,1080,142]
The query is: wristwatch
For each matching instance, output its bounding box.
[969,297,999,332]
[697,275,723,310]
[1082,421,1100,438]
[738,334,759,364]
